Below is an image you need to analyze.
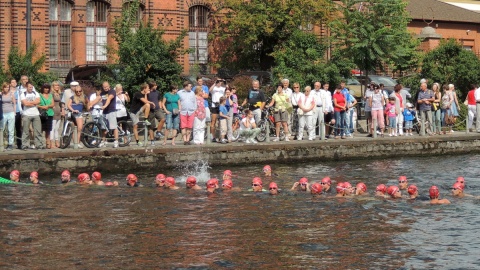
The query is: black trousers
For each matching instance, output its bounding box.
[15,112,22,149]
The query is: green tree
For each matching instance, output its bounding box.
[211,0,333,71]
[330,0,419,81]
[108,0,188,93]
[421,39,480,99]
[271,29,352,87]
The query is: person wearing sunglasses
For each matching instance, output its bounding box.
[455,176,465,189]
[451,182,472,198]
[398,175,408,190]
[269,182,279,195]
[407,185,418,199]
[429,186,450,204]
[291,177,310,192]
[186,176,202,190]
[321,177,332,193]
[67,85,88,148]
[250,177,266,192]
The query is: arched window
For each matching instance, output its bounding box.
[49,0,72,63]
[188,5,209,65]
[86,1,109,62]
[122,1,144,24]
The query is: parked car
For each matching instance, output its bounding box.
[345,77,363,98]
[354,75,410,95]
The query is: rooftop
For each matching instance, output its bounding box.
[406,0,480,23]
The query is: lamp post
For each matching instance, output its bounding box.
[26,0,32,51]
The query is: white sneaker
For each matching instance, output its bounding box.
[91,139,97,145]
[297,137,303,141]
[30,144,36,149]
[113,141,119,148]
[285,137,290,142]
[245,139,251,144]
[251,139,258,144]
[99,141,106,148]
[78,143,84,149]
[272,137,279,142]
[137,142,143,147]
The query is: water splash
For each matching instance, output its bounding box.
[175,160,211,184]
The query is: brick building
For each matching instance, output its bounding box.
[0,0,215,78]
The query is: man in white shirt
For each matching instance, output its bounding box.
[15,75,33,149]
[209,79,226,141]
[475,85,480,132]
[290,82,305,139]
[282,79,293,135]
[364,83,375,137]
[321,83,334,138]
[312,81,323,138]
[62,81,78,116]
[20,81,44,150]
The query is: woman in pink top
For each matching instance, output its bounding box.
[193,86,206,144]
[332,84,346,139]
[369,85,385,137]
[385,97,397,136]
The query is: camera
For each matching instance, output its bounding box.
[216,79,225,84]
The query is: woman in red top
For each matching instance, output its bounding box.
[332,84,346,139]
[467,84,478,132]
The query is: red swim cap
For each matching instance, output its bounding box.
[186,176,197,185]
[429,186,439,198]
[407,185,418,195]
[399,175,407,181]
[30,171,38,178]
[263,165,271,172]
[252,177,262,186]
[344,182,352,189]
[105,181,114,187]
[61,170,70,177]
[356,182,367,192]
[206,179,217,188]
[223,170,232,176]
[269,182,278,189]
[376,184,387,193]
[10,170,20,177]
[126,174,138,182]
[311,183,323,194]
[222,179,233,188]
[321,177,331,185]
[92,171,101,181]
[77,173,89,182]
[299,177,308,184]
[164,176,175,186]
[387,186,400,196]
[336,182,346,193]
[452,182,464,191]
[156,174,166,181]
[456,177,465,188]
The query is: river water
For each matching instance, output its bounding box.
[1,155,479,269]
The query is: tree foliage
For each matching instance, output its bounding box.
[421,39,480,99]
[271,29,352,88]
[1,43,58,88]
[108,0,187,93]
[330,0,419,75]
[211,0,334,71]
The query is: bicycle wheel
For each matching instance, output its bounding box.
[256,120,267,142]
[81,122,102,148]
[231,119,240,141]
[59,122,74,149]
[117,121,132,147]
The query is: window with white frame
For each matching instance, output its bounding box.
[86,1,109,62]
[188,5,209,64]
[49,0,72,61]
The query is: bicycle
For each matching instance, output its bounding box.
[256,107,286,142]
[59,109,90,149]
[231,106,244,142]
[81,108,133,148]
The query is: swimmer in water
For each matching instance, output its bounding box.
[223,170,232,180]
[61,170,73,184]
[10,170,20,182]
[398,175,408,190]
[155,174,166,187]
[455,176,465,189]
[429,186,450,204]
[355,182,367,195]
[222,179,241,191]
[104,181,119,187]
[30,171,43,185]
[386,185,402,199]
[126,174,143,187]
[375,184,387,197]
[92,171,105,186]
[451,182,471,198]
[407,185,418,199]
[77,173,93,185]
[335,182,348,197]
[251,177,265,192]
[269,182,279,195]
[263,165,272,177]
[310,182,322,195]
[343,182,354,196]
[164,176,179,190]
[321,177,332,193]
[291,177,310,192]
[206,179,217,193]
[186,176,202,190]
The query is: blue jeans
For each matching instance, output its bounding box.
[0,112,15,145]
[166,112,180,130]
[334,111,346,136]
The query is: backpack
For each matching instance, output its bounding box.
[441,92,451,109]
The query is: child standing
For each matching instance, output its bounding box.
[385,97,397,136]
[218,96,229,144]
[403,103,416,136]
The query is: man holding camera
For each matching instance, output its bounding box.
[242,80,266,125]
[209,78,226,142]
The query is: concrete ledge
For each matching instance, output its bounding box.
[1,133,480,174]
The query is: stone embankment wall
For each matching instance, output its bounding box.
[1,134,480,174]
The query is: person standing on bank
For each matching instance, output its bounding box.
[193,86,206,145]
[38,83,55,149]
[389,84,410,136]
[147,80,166,140]
[20,81,44,150]
[15,75,34,149]
[333,84,347,139]
[67,85,87,148]
[241,80,266,125]
[129,83,153,146]
[297,86,316,141]
[209,79,226,142]
[50,81,63,148]
[266,84,290,142]
[178,81,197,145]
[100,81,120,148]
[162,85,180,146]
[466,84,478,132]
[289,82,304,139]
[369,84,385,137]
[1,82,16,150]
[416,82,434,136]
[431,83,442,135]
[115,84,129,122]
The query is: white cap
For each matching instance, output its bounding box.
[70,81,79,86]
